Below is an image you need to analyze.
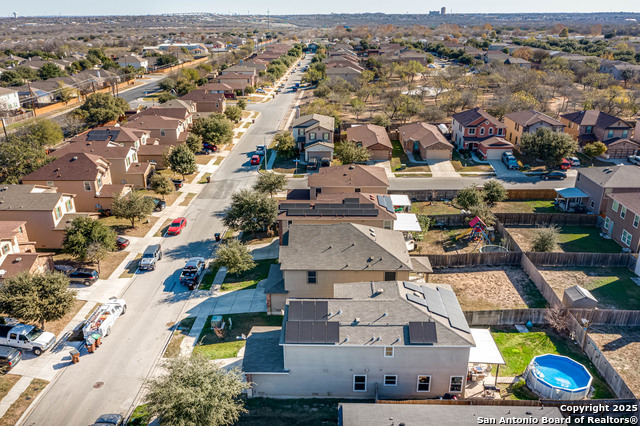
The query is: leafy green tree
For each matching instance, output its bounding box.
[167,144,197,178]
[0,134,52,184]
[62,216,116,262]
[520,128,579,169]
[273,132,296,158]
[371,114,390,128]
[350,98,366,122]
[0,272,76,330]
[532,225,559,252]
[38,63,65,79]
[335,141,371,165]
[86,242,110,275]
[185,133,203,153]
[583,142,607,165]
[455,185,483,210]
[112,191,155,228]
[158,92,176,103]
[150,174,174,200]
[223,189,277,234]
[559,28,569,38]
[483,180,508,205]
[22,119,63,147]
[175,77,197,96]
[75,93,130,127]
[214,240,256,275]
[158,78,177,92]
[191,114,234,145]
[224,105,242,122]
[254,172,287,197]
[237,99,247,110]
[468,202,496,227]
[145,353,248,426]
[245,86,256,94]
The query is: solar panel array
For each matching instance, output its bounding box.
[377,195,395,213]
[285,301,340,344]
[408,321,437,344]
[437,287,470,333]
[279,200,380,217]
[403,282,470,334]
[288,300,328,321]
[86,129,119,141]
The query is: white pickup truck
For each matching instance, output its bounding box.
[82,298,127,340]
[0,324,56,356]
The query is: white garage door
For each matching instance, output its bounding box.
[426,150,451,160]
[486,149,511,160]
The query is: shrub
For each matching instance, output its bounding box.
[532,225,559,252]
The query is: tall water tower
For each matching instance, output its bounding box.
[441,7,447,14]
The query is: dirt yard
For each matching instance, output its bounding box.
[589,326,640,398]
[429,266,547,310]
[416,227,488,255]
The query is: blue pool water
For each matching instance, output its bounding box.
[531,354,591,390]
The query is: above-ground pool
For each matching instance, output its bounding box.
[525,354,592,400]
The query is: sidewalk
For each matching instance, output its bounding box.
[0,377,33,418]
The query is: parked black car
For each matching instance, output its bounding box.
[68,268,99,286]
[320,157,331,167]
[144,196,167,211]
[92,414,124,426]
[306,158,318,170]
[171,178,184,189]
[541,171,567,180]
[0,345,22,372]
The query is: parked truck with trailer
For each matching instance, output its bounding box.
[82,298,127,340]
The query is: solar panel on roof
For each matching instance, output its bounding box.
[406,293,428,307]
[299,321,313,341]
[409,321,437,344]
[377,195,394,213]
[312,321,327,343]
[315,301,328,319]
[362,210,378,217]
[403,281,423,293]
[285,321,300,343]
[288,301,303,321]
[302,301,316,321]
[421,286,447,317]
[438,287,470,333]
[327,321,339,343]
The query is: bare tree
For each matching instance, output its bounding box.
[545,307,570,335]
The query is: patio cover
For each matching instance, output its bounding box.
[390,194,412,207]
[555,187,588,199]
[393,213,421,232]
[468,328,506,365]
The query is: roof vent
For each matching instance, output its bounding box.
[354,318,360,323]
[368,256,374,262]
[13,257,21,263]
[375,336,381,341]
[71,156,78,161]
[349,165,355,169]
[382,312,388,317]
[377,288,384,294]
[337,310,342,315]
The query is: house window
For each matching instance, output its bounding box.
[384,271,396,281]
[54,206,62,220]
[309,133,316,140]
[488,127,494,135]
[586,126,593,134]
[384,375,397,386]
[160,129,166,137]
[383,220,392,230]
[449,376,463,393]
[479,128,485,136]
[623,130,628,138]
[97,175,103,189]
[83,181,91,191]
[604,217,611,232]
[498,128,504,135]
[307,271,317,284]
[607,130,614,139]
[621,229,632,246]
[612,201,619,212]
[1,244,9,255]
[384,347,394,357]
[590,200,595,209]
[353,375,367,392]
[621,206,627,219]
[323,132,329,140]
[355,188,361,192]
[65,200,73,212]
[46,181,54,187]
[417,375,431,392]
[468,128,475,135]
[633,214,639,229]
[515,123,520,131]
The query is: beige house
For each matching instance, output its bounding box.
[0,221,52,281]
[346,124,393,161]
[326,66,362,83]
[21,153,132,212]
[244,281,473,399]
[560,110,636,158]
[399,122,453,160]
[0,185,84,249]
[179,90,226,113]
[264,223,432,314]
[292,114,335,152]
[503,110,565,147]
[307,164,389,200]
[123,114,188,144]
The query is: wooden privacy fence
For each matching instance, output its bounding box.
[526,252,633,267]
[428,251,522,268]
[495,213,598,226]
[494,219,522,252]
[464,309,547,325]
[521,253,564,308]
[569,309,640,326]
[505,188,557,200]
[391,188,558,201]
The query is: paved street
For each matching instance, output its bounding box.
[21,55,311,426]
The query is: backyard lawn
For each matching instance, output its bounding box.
[539,267,640,310]
[507,226,622,253]
[492,200,557,214]
[491,327,614,399]
[193,313,283,360]
[411,201,460,216]
[221,259,278,292]
[451,150,494,173]
[98,215,159,238]
[416,227,486,254]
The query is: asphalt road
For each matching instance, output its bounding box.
[117,75,165,103]
[21,56,311,426]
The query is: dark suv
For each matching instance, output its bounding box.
[180,257,206,290]
[0,345,22,372]
[69,268,99,286]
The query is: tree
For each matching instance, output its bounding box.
[532,225,559,252]
[559,28,569,38]
[75,93,129,127]
[371,114,390,128]
[0,133,53,184]
[582,142,607,165]
[214,240,256,275]
[254,172,287,197]
[191,114,234,145]
[112,191,154,228]
[455,185,483,210]
[167,144,197,178]
[545,307,570,335]
[468,202,496,227]
[158,78,177,92]
[175,78,197,96]
[223,189,277,234]
[62,216,116,262]
[237,99,247,110]
[185,133,203,154]
[145,353,248,426]
[38,63,65,79]
[86,242,109,274]
[0,272,76,330]
[273,132,296,158]
[224,105,242,122]
[334,141,371,165]
[158,92,177,103]
[519,128,578,169]
[150,174,174,200]
[349,98,366,122]
[420,105,446,123]
[23,119,64,147]
[483,180,508,205]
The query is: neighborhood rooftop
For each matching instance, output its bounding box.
[307,164,389,188]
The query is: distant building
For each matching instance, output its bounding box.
[428,10,440,15]
[441,6,447,14]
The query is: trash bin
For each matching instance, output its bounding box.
[92,333,102,348]
[69,349,80,364]
[214,233,221,242]
[206,176,211,183]
[85,337,96,353]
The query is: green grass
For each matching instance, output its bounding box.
[179,192,197,206]
[239,397,364,425]
[193,313,283,360]
[163,317,197,358]
[221,259,278,292]
[119,253,142,278]
[199,265,220,291]
[411,201,460,216]
[451,149,494,172]
[492,327,615,399]
[493,200,557,214]
[198,173,212,183]
[128,403,151,426]
[556,226,622,253]
[563,267,640,310]
[214,156,224,165]
[390,139,408,172]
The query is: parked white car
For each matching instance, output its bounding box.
[628,155,640,165]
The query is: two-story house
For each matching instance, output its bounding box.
[560,110,637,158]
[291,114,335,152]
[575,166,640,214]
[215,72,255,94]
[346,124,393,161]
[244,280,473,399]
[0,185,83,249]
[116,54,149,70]
[451,108,506,151]
[21,153,132,212]
[398,122,453,161]
[123,114,188,144]
[603,192,640,253]
[503,110,565,147]
[325,66,362,84]
[307,164,389,200]
[0,221,53,281]
[0,87,20,112]
[264,223,432,314]
[179,90,226,113]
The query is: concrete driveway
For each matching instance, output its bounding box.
[427,160,460,178]
[489,160,523,179]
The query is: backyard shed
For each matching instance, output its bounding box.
[390,194,412,212]
[563,285,598,309]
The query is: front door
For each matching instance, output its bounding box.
[604,217,613,235]
[413,141,420,154]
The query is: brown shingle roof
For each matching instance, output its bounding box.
[504,110,564,127]
[308,165,389,189]
[123,115,183,130]
[180,90,226,103]
[398,122,453,150]
[0,253,41,280]
[51,140,132,160]
[346,124,392,150]
[22,152,109,182]
[199,82,234,92]
[479,137,514,149]
[561,110,631,129]
[0,221,26,239]
[70,127,147,144]
[135,107,190,121]
[452,107,505,128]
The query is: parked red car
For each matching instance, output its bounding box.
[559,158,571,170]
[167,217,187,235]
[116,236,130,250]
[250,155,261,165]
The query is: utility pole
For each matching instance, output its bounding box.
[267,9,270,31]
[1,118,9,142]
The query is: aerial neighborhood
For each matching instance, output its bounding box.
[1,9,640,426]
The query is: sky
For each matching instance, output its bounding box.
[9,0,640,17]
